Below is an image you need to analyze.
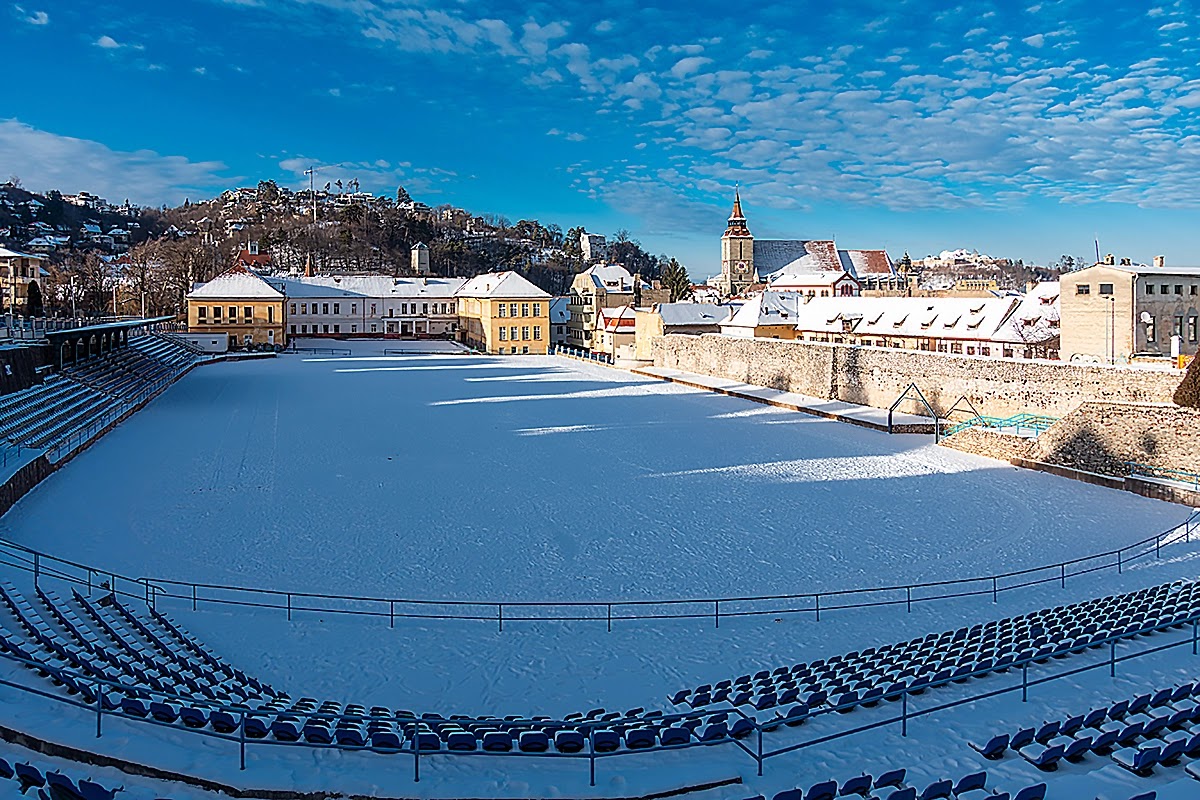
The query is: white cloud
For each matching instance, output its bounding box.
[0,120,228,205]
[95,35,122,48]
[15,7,48,24]
[1022,33,1045,48]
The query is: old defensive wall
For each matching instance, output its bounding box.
[652,334,1199,502]
[652,334,1182,419]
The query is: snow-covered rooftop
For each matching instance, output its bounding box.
[187,267,285,300]
[456,271,550,299]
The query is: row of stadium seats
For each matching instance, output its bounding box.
[0,334,200,451]
[1,574,1198,767]
[671,581,1199,727]
[757,767,1046,800]
[0,754,120,800]
[972,680,1200,779]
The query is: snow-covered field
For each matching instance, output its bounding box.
[0,339,1196,798]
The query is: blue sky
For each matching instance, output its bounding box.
[6,0,1200,275]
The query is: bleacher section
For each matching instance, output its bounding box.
[0,573,1198,768]
[0,335,199,456]
[759,767,1045,800]
[0,751,121,800]
[670,581,1198,727]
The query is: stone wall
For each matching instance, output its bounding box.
[943,401,1200,479]
[653,334,1183,418]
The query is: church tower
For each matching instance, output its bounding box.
[720,188,754,297]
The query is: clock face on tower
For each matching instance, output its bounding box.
[735,261,749,274]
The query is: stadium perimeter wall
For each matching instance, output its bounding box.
[652,334,1182,418]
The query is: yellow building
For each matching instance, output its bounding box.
[455,271,551,354]
[186,266,286,349]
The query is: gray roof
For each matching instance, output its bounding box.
[657,303,735,327]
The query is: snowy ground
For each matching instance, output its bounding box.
[0,339,1195,798]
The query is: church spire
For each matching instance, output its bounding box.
[724,186,751,237]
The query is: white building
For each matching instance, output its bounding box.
[549,297,570,345]
[279,275,466,338]
[580,232,608,264]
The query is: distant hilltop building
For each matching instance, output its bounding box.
[580,231,608,264]
[717,189,904,298]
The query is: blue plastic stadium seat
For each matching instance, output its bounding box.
[554,730,584,753]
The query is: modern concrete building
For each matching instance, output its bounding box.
[1059,258,1200,364]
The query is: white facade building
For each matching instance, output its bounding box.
[279,275,466,338]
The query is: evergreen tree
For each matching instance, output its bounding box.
[660,258,693,302]
[26,280,43,317]
[1175,355,1200,409]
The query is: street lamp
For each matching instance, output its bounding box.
[1108,296,1116,366]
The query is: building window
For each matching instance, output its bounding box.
[510,326,518,340]
[352,325,357,333]
[351,304,357,314]
[499,327,507,341]
[197,306,207,320]
[333,303,340,314]
[1162,285,1170,294]
[323,324,329,334]
[498,304,507,317]
[521,326,530,340]
[1190,316,1198,343]
[213,307,222,319]
[228,306,237,318]
[521,303,529,317]
[522,346,529,354]
[1192,285,1198,296]
[1147,317,1156,342]
[301,303,308,314]
[533,326,542,340]
[334,324,340,334]
[290,325,296,334]
[370,323,378,332]
[950,343,962,354]
[1099,284,1113,295]
[1176,285,1185,295]
[322,303,329,314]
[422,303,428,314]
[371,303,377,315]
[268,306,274,323]
[244,306,252,320]
[533,303,541,317]
[510,303,518,317]
[1176,316,1185,338]
[301,324,308,333]
[1077,285,1091,295]
[290,303,297,314]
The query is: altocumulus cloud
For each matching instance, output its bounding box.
[0,120,228,205]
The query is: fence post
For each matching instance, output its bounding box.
[33,553,39,589]
[498,604,503,632]
[95,681,103,737]
[589,727,596,787]
[756,723,764,776]
[239,711,247,770]
[414,733,421,782]
[1060,563,1065,589]
[714,600,719,629]
[1156,535,1161,559]
[607,603,612,633]
[390,600,395,629]
[1110,641,1116,677]
[1117,550,1122,574]
[192,584,197,611]
[1022,662,1028,702]
[901,691,908,736]
[906,586,912,613]
[286,593,292,621]
[992,576,997,603]
[815,594,821,622]
[1193,620,1197,656]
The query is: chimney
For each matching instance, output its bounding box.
[1103,253,1115,266]
[1154,255,1165,268]
[1119,257,1132,266]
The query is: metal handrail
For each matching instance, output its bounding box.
[1,511,1195,631]
[1127,462,1200,491]
[0,581,1196,785]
